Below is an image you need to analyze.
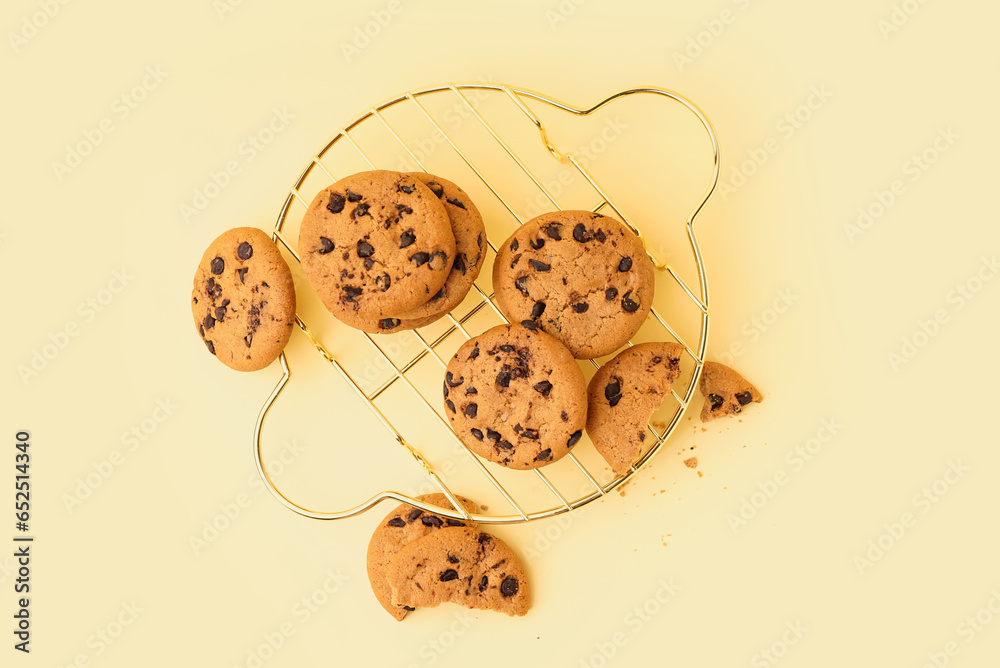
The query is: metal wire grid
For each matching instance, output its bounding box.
[252,84,720,524]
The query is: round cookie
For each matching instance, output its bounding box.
[366,493,477,621]
[443,323,587,470]
[492,211,656,359]
[586,342,685,475]
[385,527,530,617]
[191,227,296,371]
[298,170,456,323]
[325,174,488,334]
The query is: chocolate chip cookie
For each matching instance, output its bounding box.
[324,174,487,334]
[298,170,456,323]
[698,361,763,422]
[366,493,477,621]
[386,527,530,617]
[492,211,656,359]
[191,227,296,371]
[443,323,587,470]
[587,342,685,474]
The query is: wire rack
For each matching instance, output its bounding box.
[252,83,720,524]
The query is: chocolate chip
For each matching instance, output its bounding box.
[567,430,582,447]
[534,449,551,461]
[522,429,539,440]
[378,318,400,330]
[445,519,465,527]
[387,517,405,528]
[605,287,618,301]
[496,370,512,388]
[342,286,363,302]
[204,313,216,330]
[407,508,423,522]
[238,242,253,260]
[652,356,662,364]
[477,233,484,248]
[235,268,249,285]
[443,382,449,399]
[621,291,639,313]
[399,229,416,248]
[446,399,456,413]
[530,301,546,319]
[375,274,391,292]
[446,371,464,387]
[346,189,362,202]
[486,429,500,441]
[327,193,345,213]
[447,554,460,564]
[215,304,228,321]
[736,391,753,406]
[422,515,443,528]
[447,197,466,209]
[205,340,215,355]
[561,411,568,421]
[572,301,589,313]
[464,403,478,418]
[465,386,477,395]
[515,276,529,295]
[469,345,480,360]
[396,204,413,217]
[427,182,444,198]
[357,240,374,258]
[500,344,515,352]
[342,252,349,260]
[510,239,519,252]
[471,428,484,440]
[453,254,467,275]
[410,252,429,266]
[429,251,448,270]
[605,380,622,407]
[573,223,590,242]
[544,223,562,240]
[210,257,224,274]
[530,237,545,250]
[709,394,724,410]
[500,577,519,597]
[400,184,415,194]
[510,254,521,269]
[477,533,493,547]
[595,229,607,242]
[618,256,632,272]
[352,203,370,219]
[521,319,538,330]
[530,259,550,272]
[497,440,513,451]
[402,605,415,611]
[533,380,552,397]
[479,576,488,592]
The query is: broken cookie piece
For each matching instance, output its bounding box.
[386,527,530,617]
[698,361,763,422]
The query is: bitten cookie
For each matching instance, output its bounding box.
[698,361,763,422]
[587,342,685,475]
[443,323,587,470]
[191,227,296,371]
[366,494,477,621]
[298,170,456,323]
[386,527,530,617]
[332,174,488,333]
[492,211,656,359]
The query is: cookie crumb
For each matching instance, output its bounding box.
[683,457,698,469]
[697,471,703,478]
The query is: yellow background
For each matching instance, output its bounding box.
[4,0,1000,666]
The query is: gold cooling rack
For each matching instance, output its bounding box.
[253,83,720,524]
